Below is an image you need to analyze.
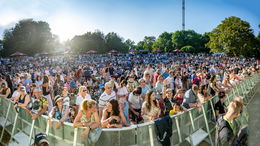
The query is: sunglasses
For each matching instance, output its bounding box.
[107,87,112,89]
[83,90,87,92]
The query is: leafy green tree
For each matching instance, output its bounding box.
[181,45,195,53]
[70,30,106,53]
[124,39,135,51]
[206,16,258,57]
[143,36,156,52]
[152,32,173,52]
[105,32,128,53]
[171,30,208,53]
[2,19,55,56]
[135,41,145,50]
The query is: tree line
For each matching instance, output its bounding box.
[0,16,259,58]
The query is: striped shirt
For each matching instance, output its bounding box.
[98,91,116,108]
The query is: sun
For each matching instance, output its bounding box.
[49,17,79,42]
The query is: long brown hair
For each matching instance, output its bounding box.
[145,90,157,111]
[109,99,120,116]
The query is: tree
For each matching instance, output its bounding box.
[143,36,156,52]
[206,16,258,57]
[171,30,208,53]
[70,30,106,53]
[105,32,128,53]
[181,45,195,53]
[152,32,173,52]
[2,19,55,56]
[124,39,135,51]
[135,41,145,50]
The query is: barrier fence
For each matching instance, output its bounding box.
[0,73,259,146]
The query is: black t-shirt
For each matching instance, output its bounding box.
[214,100,226,115]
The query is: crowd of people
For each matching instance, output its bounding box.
[0,53,259,144]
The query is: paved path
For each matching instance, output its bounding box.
[248,84,260,145]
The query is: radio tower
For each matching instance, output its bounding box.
[182,0,185,30]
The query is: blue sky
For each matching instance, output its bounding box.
[0,0,259,43]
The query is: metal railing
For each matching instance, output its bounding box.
[0,73,259,146]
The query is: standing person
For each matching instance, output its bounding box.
[76,86,92,111]
[13,86,30,108]
[155,75,164,99]
[5,75,13,93]
[173,89,184,104]
[216,101,243,145]
[128,87,143,124]
[48,95,70,129]
[0,75,7,90]
[0,82,11,98]
[139,78,150,99]
[73,99,101,143]
[182,85,201,109]
[214,92,226,118]
[101,99,128,128]
[27,88,48,120]
[98,82,116,117]
[41,75,53,113]
[197,85,212,103]
[141,90,161,122]
[116,80,129,123]
[210,75,220,96]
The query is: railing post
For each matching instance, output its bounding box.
[201,104,214,146]
[175,116,182,143]
[10,109,19,140]
[188,110,196,146]
[73,128,78,146]
[28,120,35,145]
[148,125,154,146]
[209,99,216,122]
[0,102,11,141]
[45,120,50,136]
[189,110,195,131]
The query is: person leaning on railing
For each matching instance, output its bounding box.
[13,86,30,108]
[101,99,128,128]
[216,100,243,145]
[48,95,70,129]
[214,91,226,118]
[0,82,11,98]
[73,99,101,140]
[182,84,202,109]
[26,88,48,120]
[141,90,161,122]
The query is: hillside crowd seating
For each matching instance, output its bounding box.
[0,73,259,146]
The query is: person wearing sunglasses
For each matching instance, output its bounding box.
[0,82,11,98]
[98,82,116,118]
[76,86,91,112]
[13,86,30,108]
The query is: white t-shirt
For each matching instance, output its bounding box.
[76,94,92,106]
[12,90,19,98]
[117,87,128,96]
[98,91,116,108]
[128,92,142,109]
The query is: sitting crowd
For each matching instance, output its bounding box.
[0,53,259,142]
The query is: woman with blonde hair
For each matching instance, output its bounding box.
[73,99,101,144]
[216,100,243,145]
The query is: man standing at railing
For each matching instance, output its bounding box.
[27,88,48,120]
[182,84,202,109]
[216,100,243,145]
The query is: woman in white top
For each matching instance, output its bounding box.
[128,87,143,124]
[117,80,129,123]
[76,86,92,111]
